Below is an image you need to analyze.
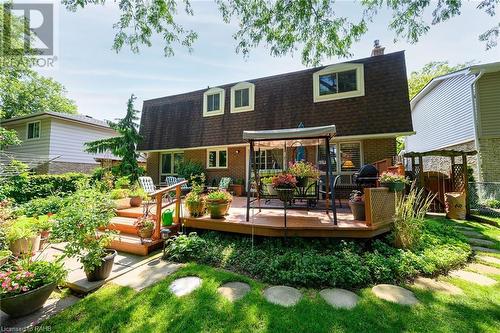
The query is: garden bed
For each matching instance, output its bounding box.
[166,217,472,289]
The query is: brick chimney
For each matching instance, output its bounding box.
[371,40,385,56]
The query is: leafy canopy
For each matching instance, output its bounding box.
[85,94,143,181]
[62,0,499,65]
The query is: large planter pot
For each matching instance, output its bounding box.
[275,188,295,203]
[187,201,205,217]
[0,281,57,318]
[39,230,50,251]
[348,201,366,221]
[129,196,143,207]
[380,182,405,192]
[85,249,117,282]
[9,234,41,257]
[114,198,131,210]
[231,184,244,197]
[266,184,277,196]
[137,226,154,239]
[207,200,230,219]
[295,176,309,188]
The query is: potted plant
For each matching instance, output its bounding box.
[205,191,232,219]
[114,176,131,189]
[348,190,365,221]
[288,161,320,187]
[231,178,245,196]
[134,216,155,240]
[52,186,117,282]
[129,187,147,207]
[6,217,40,257]
[261,177,276,195]
[272,174,297,203]
[0,260,67,318]
[110,188,131,210]
[34,215,55,250]
[185,174,206,217]
[379,172,409,192]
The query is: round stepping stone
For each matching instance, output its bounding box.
[169,276,202,297]
[468,238,495,246]
[217,282,250,302]
[449,270,496,286]
[472,246,500,254]
[372,284,419,305]
[461,230,484,238]
[264,286,302,307]
[319,289,359,309]
[412,277,463,295]
[477,255,500,265]
[467,263,500,276]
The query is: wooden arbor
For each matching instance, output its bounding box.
[404,149,477,217]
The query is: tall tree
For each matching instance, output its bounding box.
[408,61,472,99]
[85,95,142,181]
[62,0,499,65]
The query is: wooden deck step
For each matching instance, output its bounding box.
[115,208,144,219]
[109,216,138,234]
[108,233,164,256]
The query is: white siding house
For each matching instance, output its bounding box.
[406,62,500,182]
[1,112,118,174]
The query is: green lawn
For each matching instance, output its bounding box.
[44,220,500,333]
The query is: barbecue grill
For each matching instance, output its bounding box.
[353,164,379,188]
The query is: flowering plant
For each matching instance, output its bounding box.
[288,161,321,179]
[349,190,364,203]
[272,174,297,189]
[134,216,155,231]
[379,172,409,184]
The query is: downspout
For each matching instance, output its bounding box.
[470,70,484,182]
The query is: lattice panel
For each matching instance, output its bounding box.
[451,164,465,192]
[367,188,396,226]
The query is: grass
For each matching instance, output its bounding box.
[44,263,500,333]
[43,218,500,333]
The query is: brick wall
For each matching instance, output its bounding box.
[363,138,397,164]
[478,138,500,182]
[146,152,160,184]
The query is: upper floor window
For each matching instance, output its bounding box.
[313,63,364,102]
[26,121,41,140]
[230,82,255,113]
[203,87,225,117]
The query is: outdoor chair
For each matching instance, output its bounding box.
[138,176,161,216]
[319,175,342,207]
[207,177,232,192]
[165,176,191,195]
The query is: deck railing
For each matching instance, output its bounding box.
[147,179,188,239]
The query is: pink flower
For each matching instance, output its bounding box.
[21,286,28,292]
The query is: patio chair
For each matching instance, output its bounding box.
[207,177,232,192]
[138,176,157,196]
[164,176,191,195]
[319,175,343,207]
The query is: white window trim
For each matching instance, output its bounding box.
[316,140,363,175]
[313,63,365,103]
[207,147,228,169]
[230,82,255,113]
[26,121,41,141]
[159,151,184,181]
[203,87,225,117]
[254,147,284,171]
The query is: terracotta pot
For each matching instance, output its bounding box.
[231,184,244,196]
[349,201,366,221]
[187,200,205,217]
[0,281,57,318]
[9,234,41,257]
[129,196,143,207]
[85,249,117,282]
[114,198,131,210]
[207,201,230,219]
[39,231,50,251]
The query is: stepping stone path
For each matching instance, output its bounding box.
[460,230,484,238]
[264,286,302,307]
[449,270,496,286]
[169,276,202,297]
[372,284,419,306]
[217,282,251,302]
[412,277,463,295]
[468,238,495,246]
[454,225,475,231]
[477,255,500,265]
[320,289,359,309]
[467,263,500,276]
[472,246,500,254]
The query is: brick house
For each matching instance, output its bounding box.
[137,51,414,186]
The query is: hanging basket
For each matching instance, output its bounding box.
[295,176,309,188]
[275,188,295,203]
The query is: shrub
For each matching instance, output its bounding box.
[2,172,89,204]
[178,160,205,184]
[18,195,65,217]
[110,188,130,199]
[164,218,470,289]
[484,199,500,209]
[115,176,131,189]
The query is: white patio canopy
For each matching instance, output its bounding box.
[242,124,336,141]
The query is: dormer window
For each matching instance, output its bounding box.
[313,63,364,102]
[230,82,255,113]
[203,87,225,117]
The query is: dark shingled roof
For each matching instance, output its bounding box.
[138,51,412,151]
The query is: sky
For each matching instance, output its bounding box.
[38,0,500,121]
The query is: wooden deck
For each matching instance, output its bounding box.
[182,197,392,238]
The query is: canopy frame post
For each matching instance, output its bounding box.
[325,137,337,225]
[246,140,255,222]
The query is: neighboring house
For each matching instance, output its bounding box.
[137,50,414,185]
[405,62,500,182]
[1,112,118,174]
